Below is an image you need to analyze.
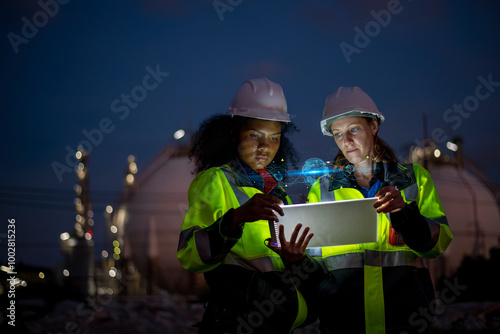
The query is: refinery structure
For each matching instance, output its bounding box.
[58,134,500,298]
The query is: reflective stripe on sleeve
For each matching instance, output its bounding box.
[434,216,449,226]
[177,225,199,252]
[427,217,443,249]
[177,225,221,264]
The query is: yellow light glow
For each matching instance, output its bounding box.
[76,151,82,159]
[174,129,185,140]
[113,253,120,260]
[77,170,86,180]
[126,174,134,185]
[39,272,45,279]
[106,205,113,214]
[129,162,138,174]
[60,232,70,241]
[75,204,83,213]
[114,247,121,255]
[434,149,441,158]
[10,277,22,286]
[1,266,14,273]
[113,240,120,247]
[117,208,126,226]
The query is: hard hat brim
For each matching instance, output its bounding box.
[227,108,291,122]
[320,110,385,136]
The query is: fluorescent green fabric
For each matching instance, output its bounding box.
[292,288,308,330]
[177,166,284,273]
[409,164,453,259]
[177,164,307,330]
[364,265,385,334]
[307,163,453,333]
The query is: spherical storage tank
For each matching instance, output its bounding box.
[118,140,500,294]
[407,142,500,280]
[429,164,500,276]
[118,145,206,294]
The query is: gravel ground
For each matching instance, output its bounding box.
[2,295,499,333]
[4,295,204,334]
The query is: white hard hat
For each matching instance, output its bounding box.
[320,86,385,136]
[227,77,290,122]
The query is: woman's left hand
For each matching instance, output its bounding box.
[272,223,314,263]
[374,186,406,213]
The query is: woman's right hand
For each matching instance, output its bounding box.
[231,193,284,230]
[277,223,314,263]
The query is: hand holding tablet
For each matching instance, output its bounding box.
[269,197,379,248]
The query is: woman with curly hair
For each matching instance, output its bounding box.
[177,78,320,333]
[189,112,299,178]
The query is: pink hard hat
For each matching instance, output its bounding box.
[227,77,291,122]
[320,86,385,136]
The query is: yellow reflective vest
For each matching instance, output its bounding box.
[177,160,311,333]
[307,162,453,334]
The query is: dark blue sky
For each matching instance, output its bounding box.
[1,0,500,268]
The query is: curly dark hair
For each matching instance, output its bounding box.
[189,114,300,175]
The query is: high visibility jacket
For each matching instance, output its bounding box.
[177,160,315,333]
[307,162,453,334]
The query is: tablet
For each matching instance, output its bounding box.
[269,197,379,248]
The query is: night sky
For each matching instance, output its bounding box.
[1,0,500,269]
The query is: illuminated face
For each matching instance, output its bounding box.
[237,118,282,172]
[329,116,378,165]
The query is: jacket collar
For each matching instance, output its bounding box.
[328,161,416,192]
[226,159,288,202]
